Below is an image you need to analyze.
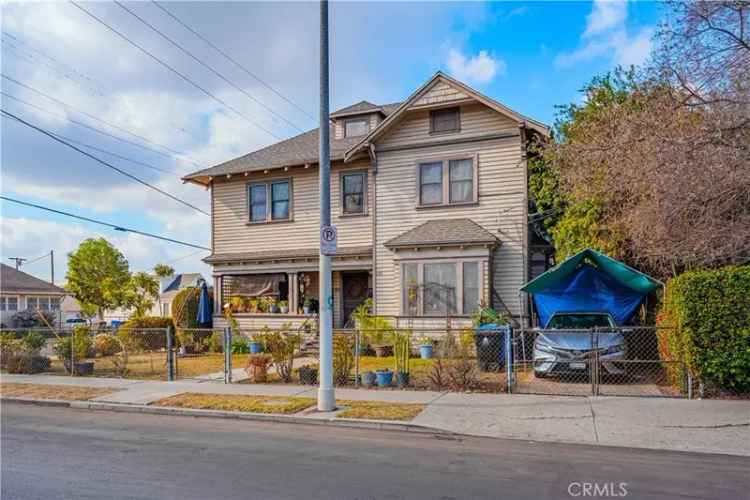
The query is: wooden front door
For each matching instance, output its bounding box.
[342,272,370,327]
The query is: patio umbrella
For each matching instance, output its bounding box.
[196,281,212,327]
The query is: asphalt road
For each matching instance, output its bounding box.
[2,403,748,500]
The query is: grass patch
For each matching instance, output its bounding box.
[49,353,248,380]
[0,382,114,401]
[336,400,426,421]
[151,393,316,414]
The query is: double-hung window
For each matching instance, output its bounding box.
[417,156,477,207]
[341,172,366,215]
[0,296,18,311]
[344,119,369,137]
[27,296,53,311]
[248,180,291,223]
[401,261,481,316]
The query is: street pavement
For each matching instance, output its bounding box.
[2,403,749,500]
[3,374,749,456]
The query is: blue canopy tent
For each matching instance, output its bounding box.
[520,249,662,327]
[196,281,213,327]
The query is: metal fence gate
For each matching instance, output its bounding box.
[508,326,687,397]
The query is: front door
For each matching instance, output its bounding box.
[342,272,370,327]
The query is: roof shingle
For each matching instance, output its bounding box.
[385,219,499,248]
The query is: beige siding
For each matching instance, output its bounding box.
[212,161,373,255]
[378,103,518,149]
[374,104,525,318]
[413,81,469,107]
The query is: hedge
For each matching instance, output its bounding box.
[117,316,175,351]
[657,266,750,394]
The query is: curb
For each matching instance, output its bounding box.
[2,397,451,436]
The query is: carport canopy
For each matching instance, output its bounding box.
[521,248,662,326]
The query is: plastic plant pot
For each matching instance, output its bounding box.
[396,371,410,387]
[361,371,377,387]
[249,341,263,354]
[419,344,433,360]
[375,369,393,387]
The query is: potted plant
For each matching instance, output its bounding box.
[375,368,393,387]
[303,297,313,315]
[393,330,411,387]
[268,299,280,314]
[248,331,265,354]
[278,300,289,314]
[299,364,318,385]
[245,354,272,383]
[419,335,434,359]
[361,370,377,387]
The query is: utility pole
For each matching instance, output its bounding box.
[50,250,55,285]
[317,0,335,412]
[8,257,26,270]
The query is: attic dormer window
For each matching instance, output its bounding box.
[344,118,369,137]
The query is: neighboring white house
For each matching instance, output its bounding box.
[0,263,68,327]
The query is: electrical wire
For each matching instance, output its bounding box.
[151,0,316,124]
[1,109,209,216]
[114,0,304,133]
[1,196,211,250]
[70,0,283,141]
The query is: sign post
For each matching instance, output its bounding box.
[317,0,335,413]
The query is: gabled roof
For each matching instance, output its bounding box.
[345,71,549,160]
[162,273,203,293]
[0,263,67,294]
[385,219,499,249]
[330,100,403,118]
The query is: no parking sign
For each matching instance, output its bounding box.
[320,224,337,256]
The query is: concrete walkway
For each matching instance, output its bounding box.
[2,373,748,456]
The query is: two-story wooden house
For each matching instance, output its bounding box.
[183,72,549,331]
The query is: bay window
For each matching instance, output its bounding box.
[401,261,482,316]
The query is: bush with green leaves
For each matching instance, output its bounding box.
[117,316,174,351]
[352,298,393,346]
[21,331,47,354]
[171,287,200,329]
[94,334,122,357]
[263,323,301,383]
[1,332,23,369]
[54,327,93,366]
[231,337,250,354]
[5,354,51,374]
[332,334,354,386]
[657,266,750,394]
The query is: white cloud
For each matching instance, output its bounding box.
[555,0,653,69]
[446,49,506,84]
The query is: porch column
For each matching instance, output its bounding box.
[288,272,299,314]
[213,276,222,314]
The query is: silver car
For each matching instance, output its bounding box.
[533,312,627,377]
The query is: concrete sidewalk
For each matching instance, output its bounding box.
[2,374,748,456]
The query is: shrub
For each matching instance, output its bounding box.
[22,331,47,354]
[657,266,750,394]
[264,323,301,383]
[0,332,23,369]
[117,316,174,351]
[5,354,51,374]
[10,309,56,328]
[53,327,93,365]
[171,287,200,329]
[94,334,122,357]
[333,334,354,386]
[231,337,250,354]
[352,298,393,346]
[204,331,223,353]
[245,354,272,383]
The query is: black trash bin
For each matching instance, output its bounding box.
[474,324,510,372]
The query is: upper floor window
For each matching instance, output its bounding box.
[248,180,291,223]
[341,171,366,215]
[430,107,460,134]
[344,118,369,137]
[418,156,477,207]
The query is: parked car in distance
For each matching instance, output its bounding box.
[65,318,88,325]
[533,312,626,378]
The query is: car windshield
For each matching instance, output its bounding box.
[546,313,614,329]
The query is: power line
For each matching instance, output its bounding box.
[151,1,316,124]
[1,74,204,167]
[2,32,203,143]
[1,109,209,216]
[70,0,283,141]
[1,196,211,251]
[114,0,304,133]
[22,251,52,266]
[1,90,196,170]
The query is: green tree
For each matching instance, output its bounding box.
[123,271,160,319]
[65,238,131,320]
[153,263,175,278]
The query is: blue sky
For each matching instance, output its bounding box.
[0,1,664,283]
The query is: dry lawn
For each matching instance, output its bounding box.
[151,393,316,414]
[336,400,426,421]
[0,382,114,401]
